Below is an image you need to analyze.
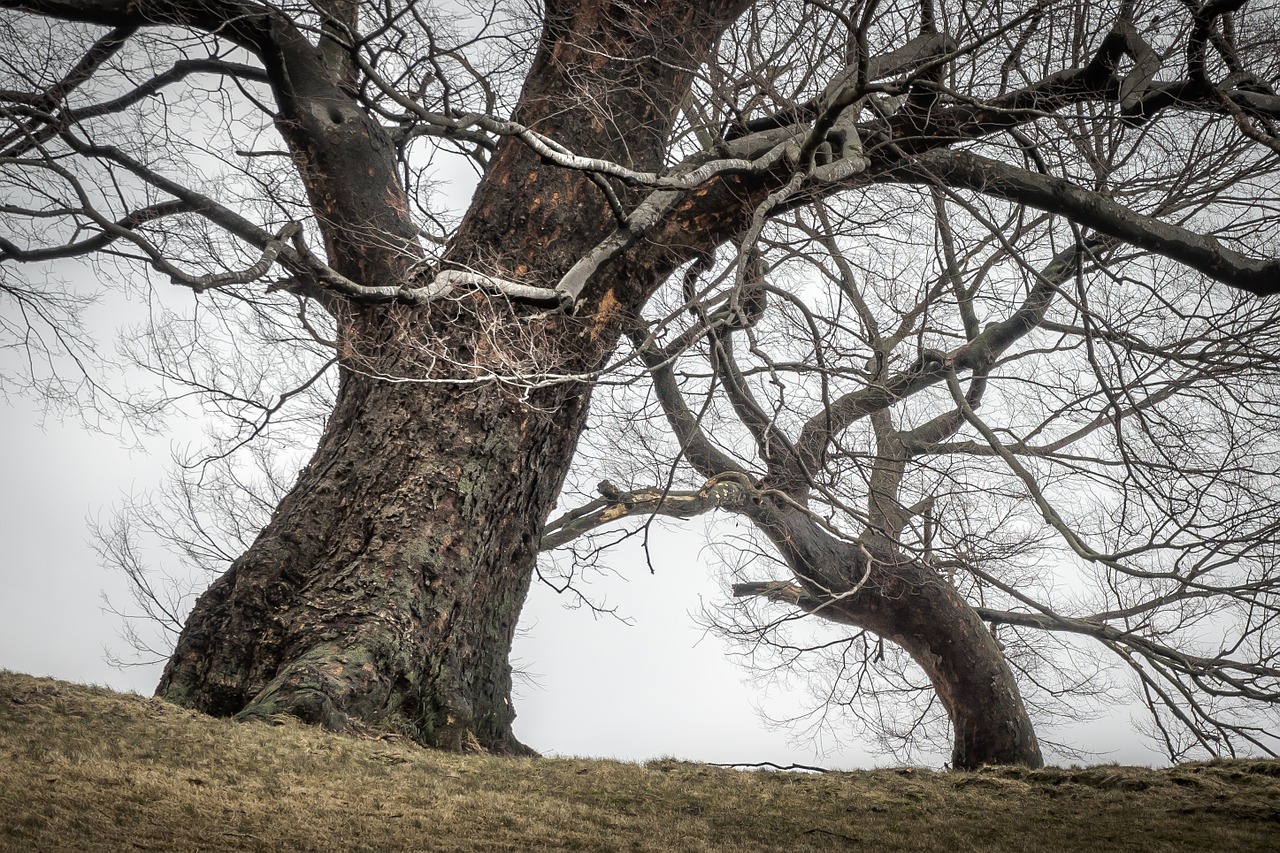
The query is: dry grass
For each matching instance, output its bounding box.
[2,671,1278,851]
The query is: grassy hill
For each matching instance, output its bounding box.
[1,671,1277,851]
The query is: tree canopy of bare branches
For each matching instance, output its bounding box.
[3,0,1279,768]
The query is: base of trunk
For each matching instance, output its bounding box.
[752,507,1044,770]
[221,642,537,756]
[158,366,582,757]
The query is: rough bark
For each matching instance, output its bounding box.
[158,348,587,751]
[158,0,750,752]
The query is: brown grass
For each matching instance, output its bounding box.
[2,670,1277,851]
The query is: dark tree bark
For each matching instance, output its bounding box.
[157,363,578,751]
[156,0,750,752]
[748,504,1042,770]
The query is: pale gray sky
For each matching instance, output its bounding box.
[0,373,1168,768]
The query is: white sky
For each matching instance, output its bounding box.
[0,372,1169,769]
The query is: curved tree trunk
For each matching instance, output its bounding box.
[751,505,1043,769]
[848,559,1043,769]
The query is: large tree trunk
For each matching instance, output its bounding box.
[159,1,748,752]
[156,0,1043,764]
[158,343,590,752]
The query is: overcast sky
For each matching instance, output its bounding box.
[0,365,1172,769]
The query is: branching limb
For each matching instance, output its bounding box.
[177,222,299,291]
[0,21,135,154]
[978,607,1279,690]
[789,242,1080,479]
[982,604,1280,758]
[628,323,751,480]
[942,366,1125,570]
[707,326,800,477]
[2,56,269,158]
[0,199,191,262]
[540,475,753,551]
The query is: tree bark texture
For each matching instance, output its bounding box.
[159,0,750,752]
[158,358,587,751]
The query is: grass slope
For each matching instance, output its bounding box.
[2,671,1278,852]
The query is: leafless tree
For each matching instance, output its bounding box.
[3,0,1279,768]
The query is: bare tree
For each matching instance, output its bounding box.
[3,0,1280,768]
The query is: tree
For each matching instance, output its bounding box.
[3,0,1279,769]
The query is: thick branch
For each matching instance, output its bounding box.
[0,0,275,54]
[892,149,1280,295]
[731,579,808,607]
[629,328,750,480]
[708,329,798,477]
